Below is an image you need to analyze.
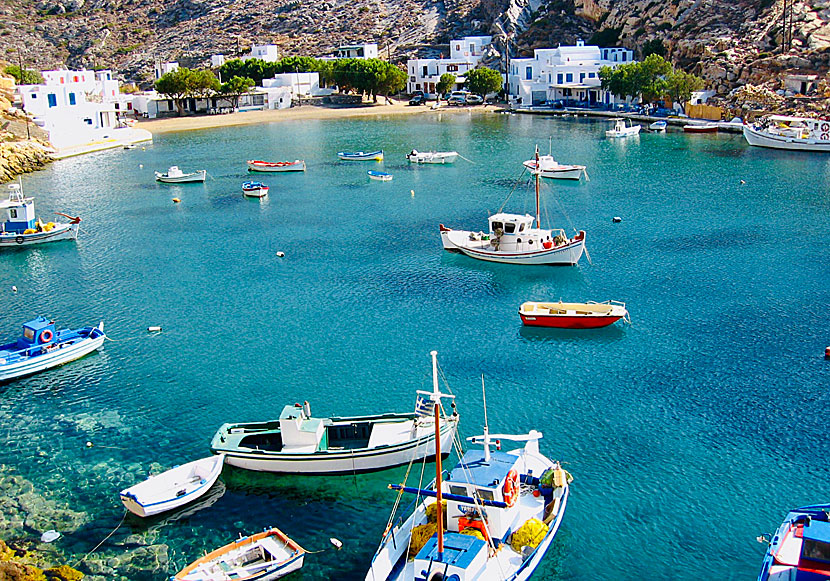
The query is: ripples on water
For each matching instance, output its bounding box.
[0,116,829,580]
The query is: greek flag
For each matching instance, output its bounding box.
[415,395,434,417]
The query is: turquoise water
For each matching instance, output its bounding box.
[1,112,829,580]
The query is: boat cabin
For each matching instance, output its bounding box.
[1,185,36,234]
[785,514,830,574]
[481,212,563,251]
[18,317,57,348]
[278,404,325,453]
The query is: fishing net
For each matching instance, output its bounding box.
[510,518,548,552]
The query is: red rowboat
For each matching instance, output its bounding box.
[683,124,718,133]
[519,300,629,329]
[247,160,306,172]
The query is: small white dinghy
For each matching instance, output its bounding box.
[120,455,225,517]
[155,166,207,183]
[172,527,305,581]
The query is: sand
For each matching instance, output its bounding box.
[137,99,502,135]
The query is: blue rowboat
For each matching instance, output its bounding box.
[758,503,830,580]
[337,150,384,161]
[0,317,105,382]
[367,170,393,181]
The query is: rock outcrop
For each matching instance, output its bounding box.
[0,142,55,183]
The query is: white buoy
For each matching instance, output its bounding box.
[86,441,93,448]
[11,286,17,292]
[41,530,61,543]
[740,179,746,184]
[276,251,285,258]
[139,164,143,168]
[147,326,162,332]
[612,216,622,223]
[410,190,415,197]
[330,538,343,549]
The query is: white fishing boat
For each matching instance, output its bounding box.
[173,527,305,581]
[211,351,459,474]
[743,115,830,152]
[247,160,306,172]
[440,147,586,266]
[368,171,393,181]
[338,150,384,161]
[242,181,269,198]
[605,118,640,138]
[0,317,105,382]
[155,166,207,183]
[119,455,225,518]
[0,184,81,247]
[522,155,586,180]
[649,120,667,132]
[366,383,571,581]
[406,150,459,164]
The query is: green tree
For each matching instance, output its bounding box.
[599,54,673,103]
[4,65,43,85]
[665,69,705,105]
[465,67,502,96]
[218,58,278,85]
[190,69,220,98]
[437,73,456,96]
[154,67,193,115]
[220,76,255,109]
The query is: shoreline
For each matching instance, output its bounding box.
[137,100,502,135]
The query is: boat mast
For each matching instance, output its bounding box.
[434,397,444,561]
[482,375,490,462]
[535,145,541,229]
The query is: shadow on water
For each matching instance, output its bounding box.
[124,480,227,535]
[517,322,628,345]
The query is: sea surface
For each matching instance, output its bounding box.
[1,111,829,580]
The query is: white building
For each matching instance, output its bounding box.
[245,44,280,62]
[406,35,493,95]
[154,61,179,80]
[17,69,129,149]
[335,43,378,59]
[262,72,325,97]
[508,41,635,106]
[211,54,226,68]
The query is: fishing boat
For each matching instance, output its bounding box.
[210,351,458,474]
[242,181,269,198]
[605,118,640,138]
[247,160,306,172]
[337,150,384,161]
[683,123,718,133]
[439,147,586,266]
[120,455,225,518]
[368,171,393,181]
[522,156,586,180]
[519,300,629,329]
[172,527,305,581]
[0,184,81,247]
[757,503,830,580]
[743,115,830,152]
[0,317,105,382]
[405,150,458,164]
[649,120,667,132]
[366,382,571,581]
[155,166,207,183]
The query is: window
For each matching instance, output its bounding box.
[31,94,36,99]
[10,209,17,219]
[448,64,458,72]
[563,88,572,96]
[580,73,585,82]
[68,93,76,105]
[47,93,57,108]
[519,223,525,232]
[422,66,428,77]
[455,44,460,52]
[449,485,467,497]
[525,66,532,81]
[622,53,627,61]
[566,73,573,83]
[83,117,93,125]
[23,328,34,341]
[588,72,595,78]
[476,488,495,502]
[491,221,503,232]
[557,73,563,84]
[504,223,516,234]
[803,540,830,564]
[73,76,78,82]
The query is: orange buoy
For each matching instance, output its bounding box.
[172,198,181,203]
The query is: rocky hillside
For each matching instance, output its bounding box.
[2,0,830,95]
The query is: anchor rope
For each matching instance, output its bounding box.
[457,154,476,164]
[73,510,128,567]
[104,331,162,343]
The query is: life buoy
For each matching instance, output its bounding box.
[502,469,519,507]
[15,236,24,245]
[821,122,829,132]
[822,133,829,141]
[39,329,53,343]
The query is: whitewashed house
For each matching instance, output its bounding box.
[406,35,493,95]
[335,43,378,59]
[244,44,280,62]
[508,41,635,106]
[154,62,179,80]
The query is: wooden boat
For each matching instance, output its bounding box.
[440,146,586,266]
[519,300,629,329]
[649,120,667,132]
[247,160,306,172]
[367,170,393,181]
[0,184,81,248]
[523,155,586,180]
[758,503,830,581]
[173,527,305,581]
[155,166,206,183]
[211,351,459,474]
[366,384,571,581]
[683,123,718,133]
[0,317,105,382]
[120,455,225,517]
[743,115,830,152]
[337,150,383,161]
[242,181,269,198]
[405,150,458,164]
[605,118,640,138]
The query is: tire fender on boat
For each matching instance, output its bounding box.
[15,236,24,244]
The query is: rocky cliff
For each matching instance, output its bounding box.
[1,0,830,96]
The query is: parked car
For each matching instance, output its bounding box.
[465,94,484,105]
[447,95,466,106]
[409,95,425,106]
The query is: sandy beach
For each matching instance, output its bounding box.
[138,99,502,134]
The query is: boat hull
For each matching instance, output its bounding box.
[441,228,585,266]
[120,455,225,517]
[537,167,584,180]
[213,419,458,474]
[0,326,105,382]
[155,170,206,183]
[684,125,718,133]
[743,125,830,152]
[247,160,306,172]
[0,223,78,247]
[406,152,458,164]
[606,126,640,137]
[243,188,269,198]
[338,151,384,161]
[520,313,622,328]
[368,171,393,181]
